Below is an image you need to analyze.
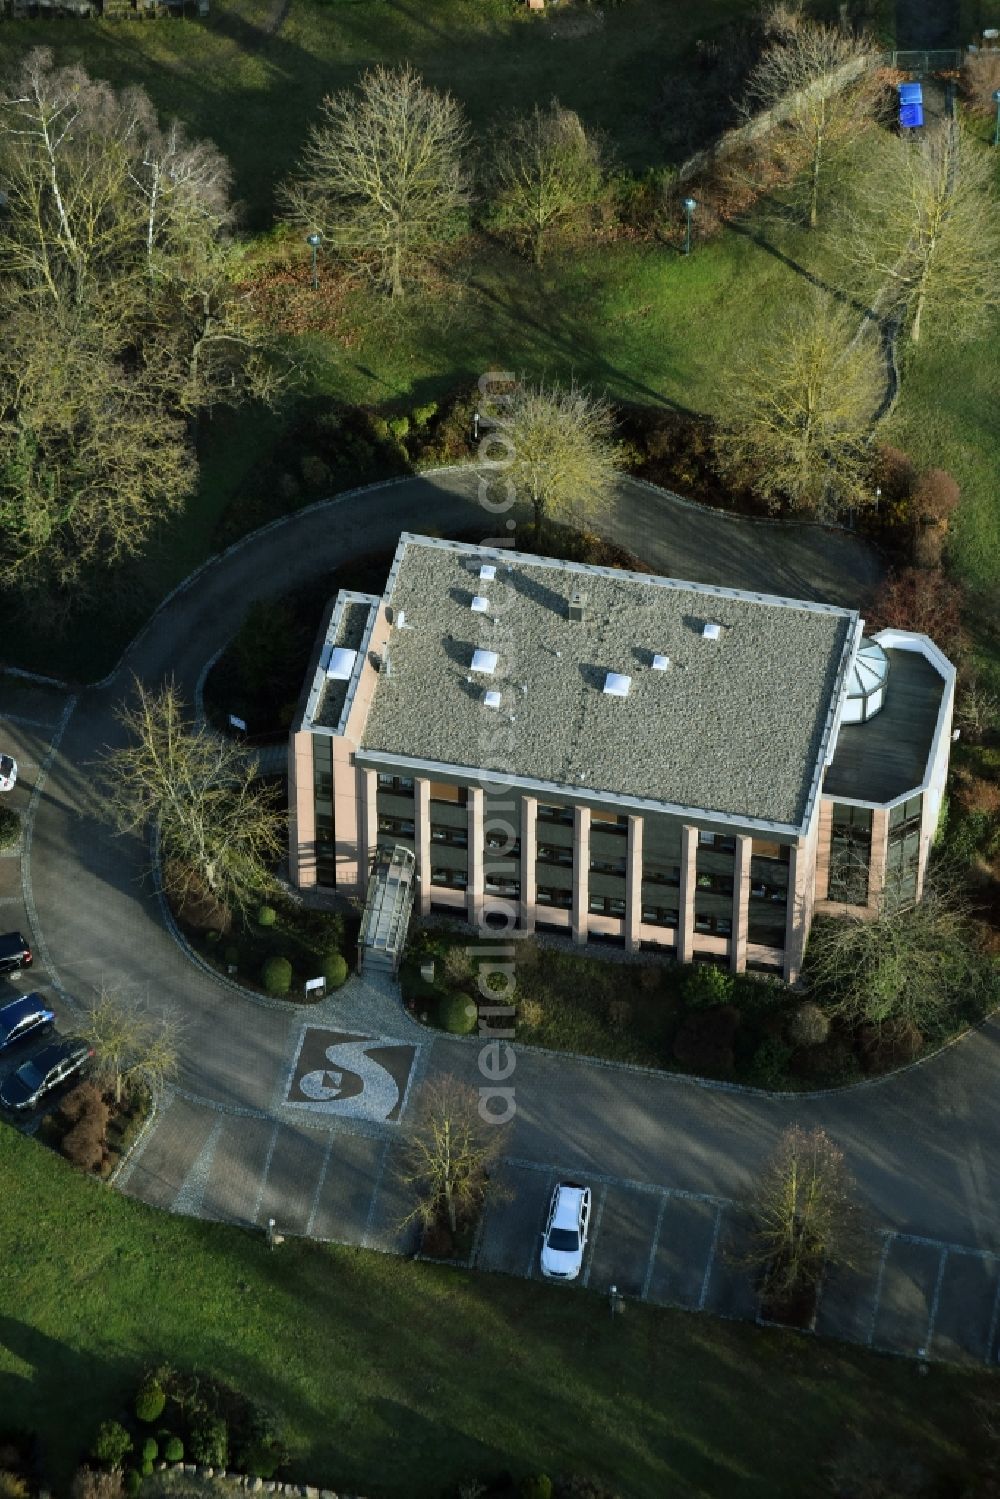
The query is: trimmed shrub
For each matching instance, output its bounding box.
[140,1463,153,1480]
[748,1037,793,1088]
[135,1375,166,1424]
[223,945,240,969]
[261,955,293,995]
[788,1001,830,1048]
[672,1005,740,1077]
[412,402,438,427]
[0,805,20,851]
[140,1440,157,1464]
[124,1474,142,1499]
[188,1411,227,1469]
[322,950,349,990]
[163,1438,183,1464]
[681,964,734,1009]
[256,904,277,928]
[92,1421,132,1469]
[859,1021,924,1073]
[437,991,478,1035]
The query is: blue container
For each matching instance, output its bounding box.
[897,81,923,104]
[899,101,924,128]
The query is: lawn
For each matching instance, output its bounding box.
[0,1123,994,1497]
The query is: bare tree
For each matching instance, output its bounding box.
[804,876,992,1035]
[714,292,882,517]
[0,296,196,601]
[399,1078,502,1236]
[102,680,286,921]
[280,65,470,299]
[484,378,618,539]
[744,1125,865,1301]
[841,121,1000,343]
[744,8,878,229]
[84,987,179,1105]
[486,100,604,268]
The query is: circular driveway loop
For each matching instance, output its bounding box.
[20,468,1000,1273]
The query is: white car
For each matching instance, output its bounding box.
[0,755,16,792]
[540,1181,592,1281]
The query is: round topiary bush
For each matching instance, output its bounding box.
[437,991,478,1035]
[141,1461,154,1479]
[0,805,20,852]
[125,1471,142,1499]
[788,1000,830,1048]
[257,904,277,928]
[135,1374,166,1424]
[682,963,734,1010]
[223,944,240,969]
[323,951,349,990]
[261,955,292,995]
[93,1419,132,1468]
[141,1439,157,1463]
[163,1437,184,1464]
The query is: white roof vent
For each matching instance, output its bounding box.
[479,563,496,581]
[702,622,721,641]
[471,595,489,613]
[652,654,670,671]
[471,648,498,675]
[326,647,358,680]
[483,689,501,709]
[603,672,631,697]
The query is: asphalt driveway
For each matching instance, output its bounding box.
[13,467,1000,1363]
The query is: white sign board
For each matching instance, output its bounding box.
[229,714,247,732]
[304,976,326,995]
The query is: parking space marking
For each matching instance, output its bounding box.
[501,1154,729,1207]
[641,1194,668,1302]
[361,1139,390,1249]
[252,1122,281,1225]
[305,1133,335,1238]
[921,1247,949,1356]
[523,1169,558,1278]
[581,1183,608,1289]
[699,1202,724,1310]
[867,1233,893,1346]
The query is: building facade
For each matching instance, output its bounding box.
[288,536,955,983]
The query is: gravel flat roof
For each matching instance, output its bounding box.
[358,536,857,832]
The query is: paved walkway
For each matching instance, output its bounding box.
[8,468,999,1365]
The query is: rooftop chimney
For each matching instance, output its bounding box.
[568,590,587,623]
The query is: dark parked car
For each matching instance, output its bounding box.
[0,931,32,976]
[0,993,55,1054]
[0,1037,93,1112]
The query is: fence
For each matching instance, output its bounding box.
[887,48,964,71]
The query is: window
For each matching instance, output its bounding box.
[643,863,680,887]
[751,839,789,863]
[694,912,732,936]
[378,815,415,838]
[536,886,572,909]
[886,796,922,902]
[431,868,467,889]
[695,872,733,896]
[590,857,627,877]
[376,773,414,796]
[537,844,573,867]
[486,833,520,857]
[889,795,922,835]
[591,810,628,831]
[537,802,574,826]
[641,905,678,928]
[429,782,467,805]
[486,874,520,896]
[430,825,468,848]
[698,831,736,853]
[589,895,626,917]
[829,802,872,904]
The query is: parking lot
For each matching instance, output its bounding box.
[476,1159,1000,1366]
[0,681,80,1124]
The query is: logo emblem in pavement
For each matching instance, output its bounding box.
[285,1028,419,1123]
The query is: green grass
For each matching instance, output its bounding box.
[0,1124,993,1496]
[4,0,752,226]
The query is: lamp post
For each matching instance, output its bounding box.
[993,90,1000,147]
[682,197,697,256]
[306,230,323,290]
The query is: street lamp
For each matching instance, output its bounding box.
[306,230,323,290]
[993,90,1000,147]
[682,197,697,256]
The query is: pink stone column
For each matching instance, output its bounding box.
[677,825,697,964]
[287,730,317,889]
[360,768,377,879]
[731,835,752,973]
[415,778,431,917]
[625,815,643,954]
[572,805,591,944]
[468,787,485,927]
[520,796,537,935]
[866,808,890,913]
